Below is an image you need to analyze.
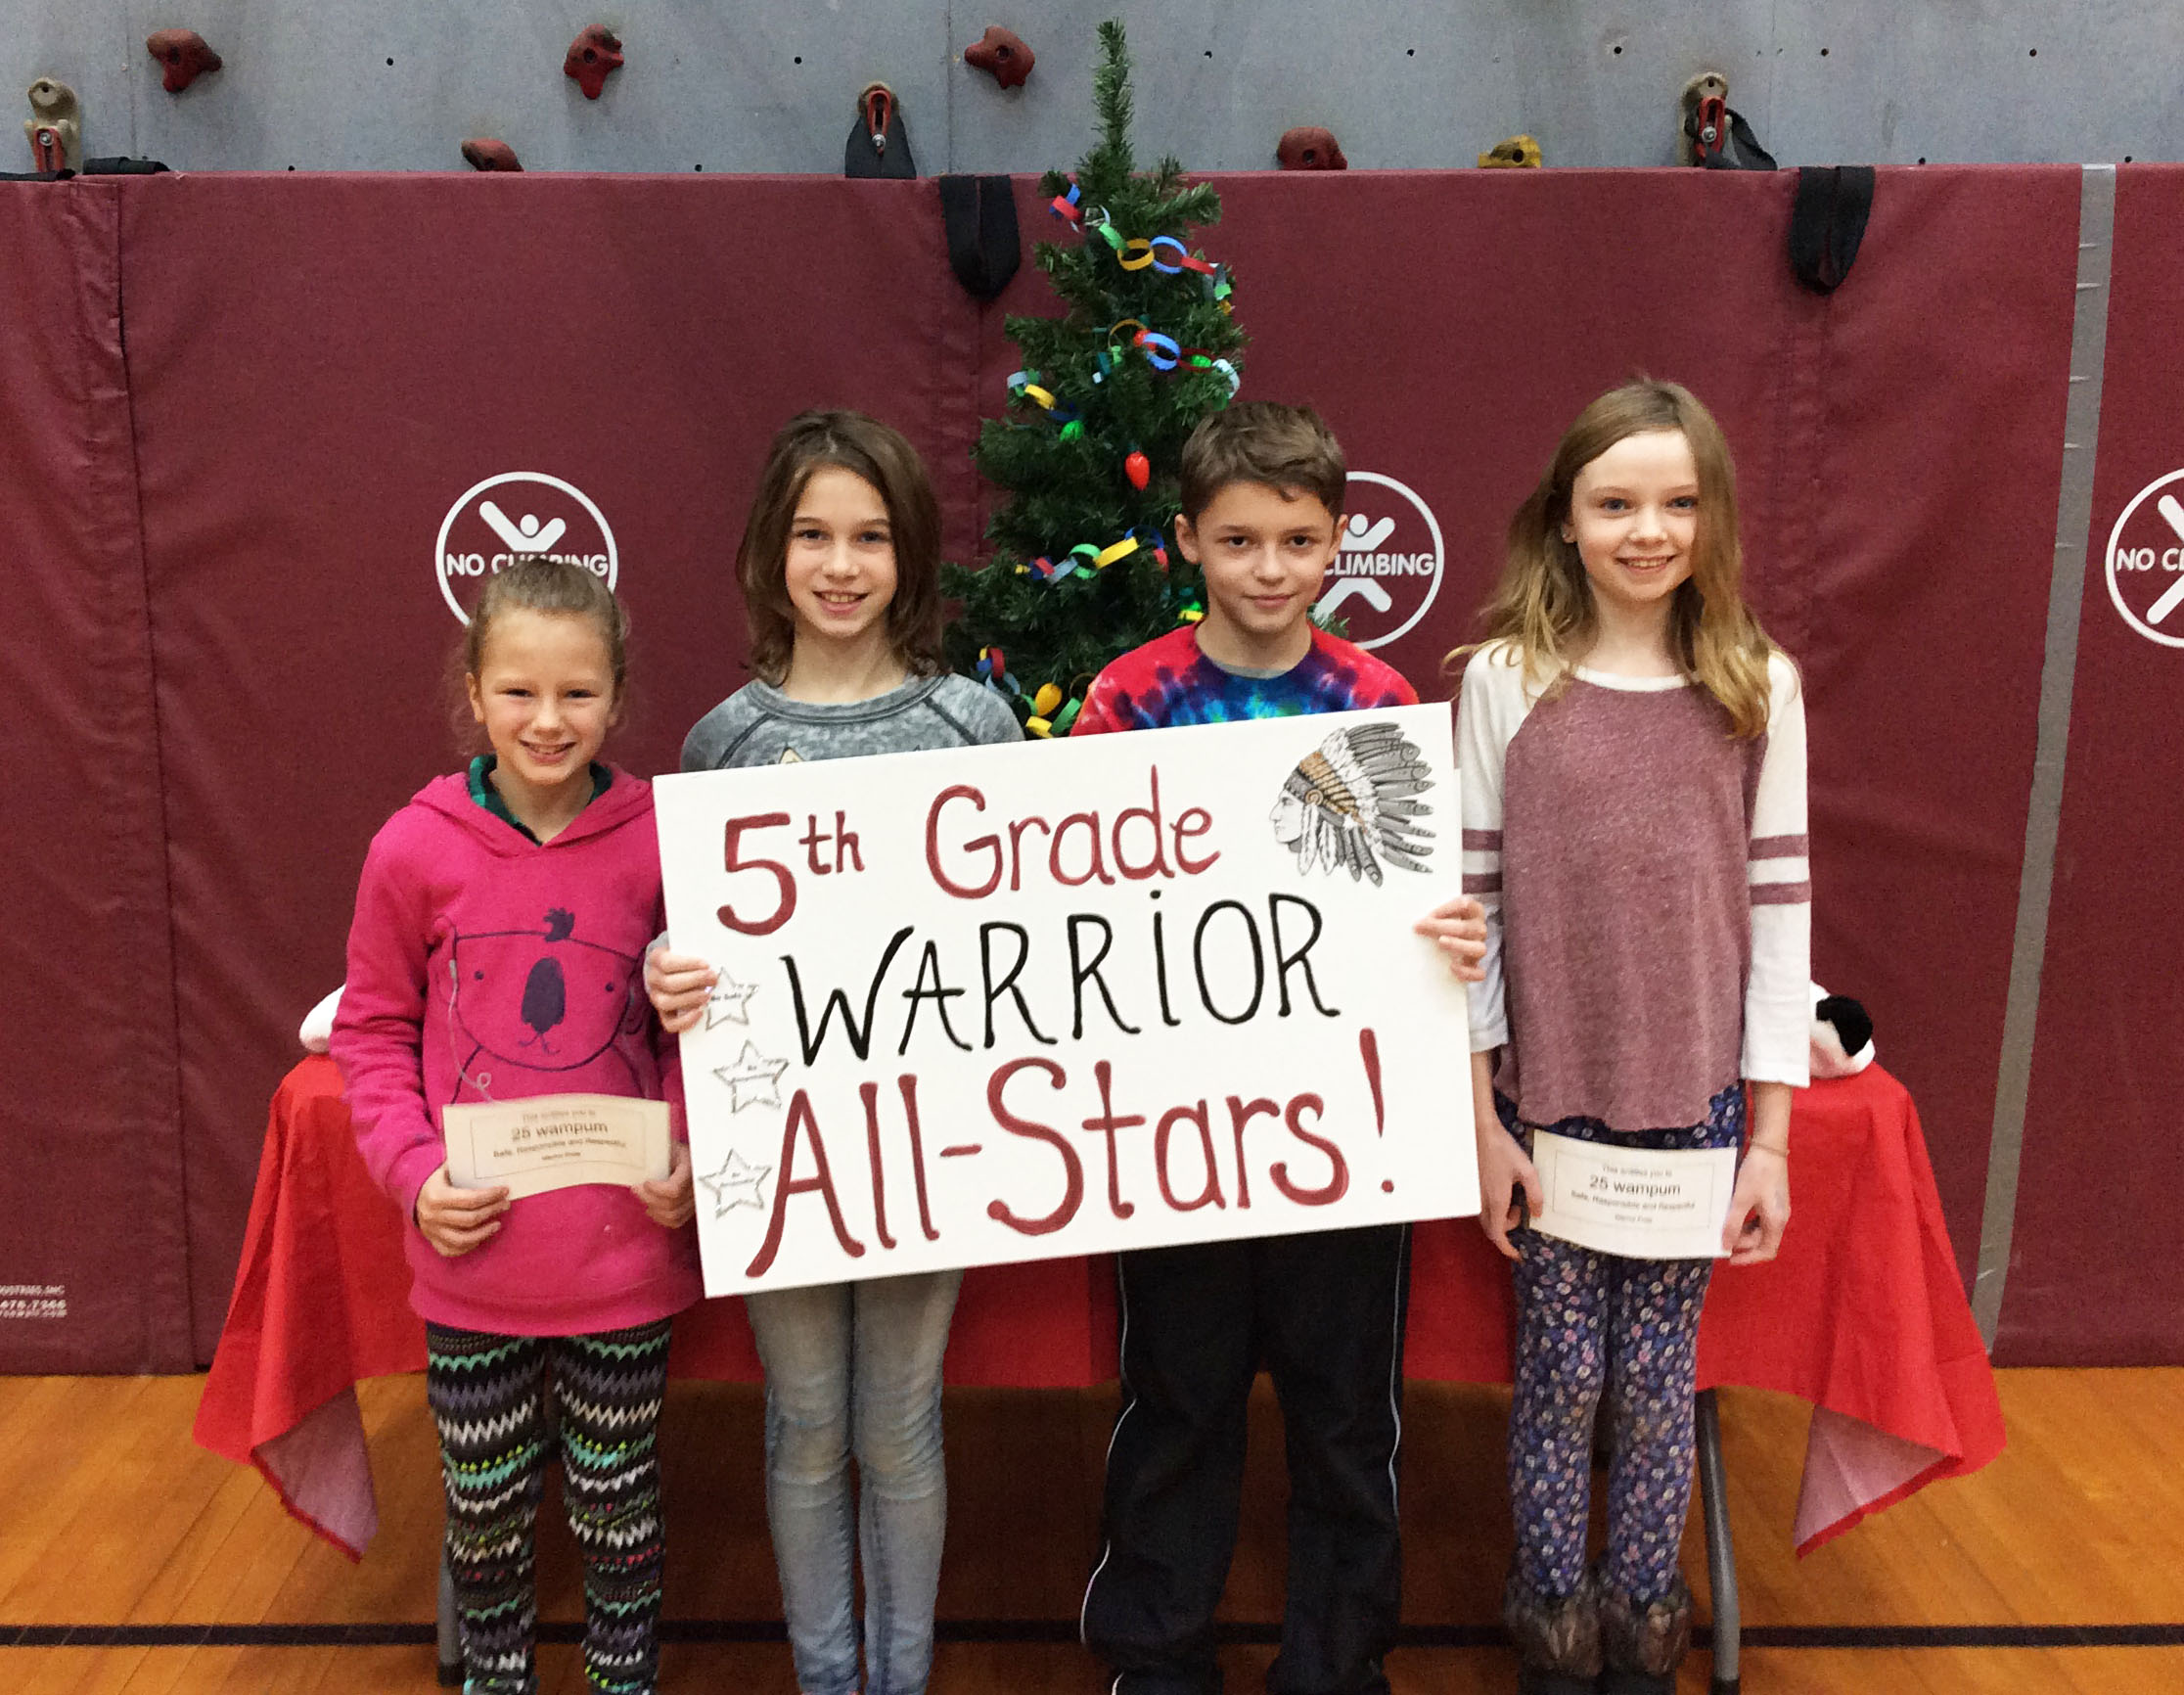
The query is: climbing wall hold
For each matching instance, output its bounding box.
[1680,70,1774,169]
[863,84,893,156]
[24,77,80,171]
[146,29,222,94]
[461,138,523,171]
[1678,72,1729,166]
[964,26,1034,89]
[1478,134,1542,167]
[564,25,624,100]
[845,81,916,178]
[1276,126,1346,170]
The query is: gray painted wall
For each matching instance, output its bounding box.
[12,3,2179,175]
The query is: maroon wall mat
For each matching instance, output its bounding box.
[116,175,954,1361]
[0,182,191,1371]
[2001,164,2184,1365]
[0,166,2132,1370]
[1774,167,2079,1290]
[978,167,2078,1288]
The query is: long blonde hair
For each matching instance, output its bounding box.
[1454,379,1778,738]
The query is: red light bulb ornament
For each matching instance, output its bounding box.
[1124,450,1151,491]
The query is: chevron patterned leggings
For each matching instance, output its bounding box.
[425,1319,673,1695]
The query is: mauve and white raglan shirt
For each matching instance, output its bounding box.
[1458,639,1811,1131]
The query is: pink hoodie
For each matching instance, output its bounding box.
[332,768,702,1335]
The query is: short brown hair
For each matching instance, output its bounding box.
[1178,401,1347,521]
[734,410,946,684]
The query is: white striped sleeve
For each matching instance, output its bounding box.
[1457,643,1531,1052]
[1744,652,1812,1086]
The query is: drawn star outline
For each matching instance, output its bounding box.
[699,1148,772,1217]
[705,970,760,1030]
[715,1041,790,1112]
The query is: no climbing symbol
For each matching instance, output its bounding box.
[1311,473,1445,651]
[2105,469,2184,650]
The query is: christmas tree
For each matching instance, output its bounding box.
[941,19,1246,737]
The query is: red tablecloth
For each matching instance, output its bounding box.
[195,1057,2001,1560]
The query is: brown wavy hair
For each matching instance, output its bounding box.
[1452,378,1779,738]
[735,410,946,685]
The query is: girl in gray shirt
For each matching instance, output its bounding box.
[649,411,1017,1695]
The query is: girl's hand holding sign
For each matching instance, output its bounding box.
[647,947,716,1033]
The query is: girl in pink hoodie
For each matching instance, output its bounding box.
[332,557,700,1695]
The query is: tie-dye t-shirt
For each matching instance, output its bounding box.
[1069,624,1417,736]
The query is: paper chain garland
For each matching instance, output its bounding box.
[976,648,1083,738]
[1009,338,1237,443]
[1007,179,1242,441]
[1007,369,1085,440]
[1050,181,1238,312]
[1010,523,1170,583]
[1027,679,1082,739]
[1096,325,1241,391]
[975,644,1019,695]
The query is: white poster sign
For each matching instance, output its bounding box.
[656,705,1479,1296]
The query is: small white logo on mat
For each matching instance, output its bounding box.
[2107,469,2184,649]
[434,473,618,625]
[1315,472,1445,651]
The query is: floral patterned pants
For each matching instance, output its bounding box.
[1500,1083,1745,1605]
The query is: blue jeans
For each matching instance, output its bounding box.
[746,1268,962,1695]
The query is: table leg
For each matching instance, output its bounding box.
[1696,1388,1739,1694]
[436,1531,463,1687]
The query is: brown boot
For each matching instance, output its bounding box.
[1598,1574,1693,1695]
[1503,1569,1601,1695]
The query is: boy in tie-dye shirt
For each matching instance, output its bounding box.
[1073,402,1484,1695]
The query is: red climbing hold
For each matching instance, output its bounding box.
[965,26,1034,90]
[461,138,523,172]
[564,25,624,100]
[146,29,222,94]
[1276,126,1347,170]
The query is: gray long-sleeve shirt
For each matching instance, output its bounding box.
[680,673,1023,772]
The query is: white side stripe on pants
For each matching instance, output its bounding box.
[1079,1255,1135,1645]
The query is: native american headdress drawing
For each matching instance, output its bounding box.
[1269,722,1435,883]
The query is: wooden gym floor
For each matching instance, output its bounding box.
[2,1369,2180,1693]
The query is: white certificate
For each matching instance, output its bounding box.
[1529,1131,1736,1260]
[442,1095,671,1200]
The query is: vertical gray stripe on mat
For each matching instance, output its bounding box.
[1972,162,2116,1346]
